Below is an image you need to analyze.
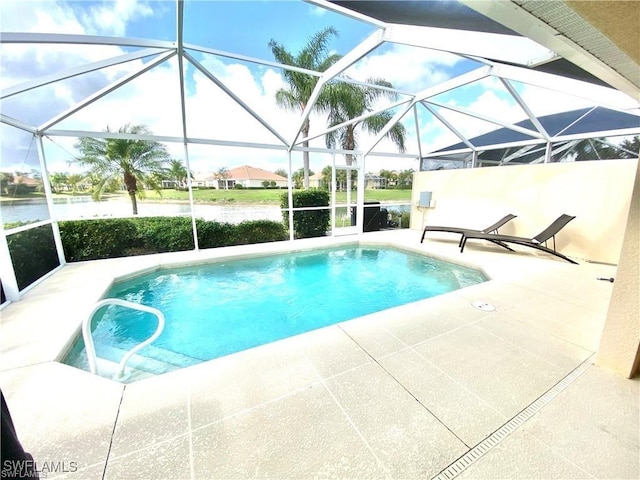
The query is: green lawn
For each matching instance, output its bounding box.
[5,188,412,205]
[145,188,412,205]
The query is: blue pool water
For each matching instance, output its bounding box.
[63,246,486,377]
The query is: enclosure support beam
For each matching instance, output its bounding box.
[0,230,20,303]
[287,151,295,242]
[35,134,66,267]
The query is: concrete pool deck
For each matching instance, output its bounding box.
[0,230,638,479]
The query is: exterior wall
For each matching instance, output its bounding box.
[411,160,637,264]
[596,159,640,378]
[237,179,287,188]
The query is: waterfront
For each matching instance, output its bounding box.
[0,197,283,225]
[0,197,410,226]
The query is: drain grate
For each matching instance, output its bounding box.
[432,358,593,480]
[471,300,496,312]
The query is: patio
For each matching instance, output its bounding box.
[1,230,637,479]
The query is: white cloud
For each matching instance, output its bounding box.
[81,0,155,37]
[344,43,459,92]
[309,6,327,18]
[0,1,83,34]
[2,0,637,178]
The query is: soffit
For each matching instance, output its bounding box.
[329,0,639,98]
[513,0,639,92]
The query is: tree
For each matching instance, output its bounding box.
[167,159,189,189]
[216,167,230,189]
[571,137,618,161]
[66,173,86,193]
[74,124,170,215]
[321,165,332,190]
[396,169,414,188]
[0,172,14,195]
[49,172,68,193]
[269,27,341,189]
[379,169,398,186]
[292,168,311,189]
[325,78,407,166]
[618,135,640,158]
[274,168,288,178]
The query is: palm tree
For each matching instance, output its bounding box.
[269,27,341,189]
[168,159,189,189]
[325,78,407,166]
[379,169,398,186]
[570,137,618,161]
[49,172,68,193]
[397,168,414,188]
[618,135,640,158]
[66,173,87,193]
[74,124,170,215]
[291,168,305,189]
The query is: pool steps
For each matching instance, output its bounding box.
[93,343,201,383]
[83,298,167,380]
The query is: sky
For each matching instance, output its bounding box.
[1,0,638,178]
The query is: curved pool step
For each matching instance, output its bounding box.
[94,356,156,383]
[140,344,203,369]
[94,343,201,381]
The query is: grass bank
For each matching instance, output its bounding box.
[2,188,412,205]
[144,188,412,205]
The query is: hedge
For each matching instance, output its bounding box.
[6,224,60,290]
[59,217,288,262]
[280,189,330,238]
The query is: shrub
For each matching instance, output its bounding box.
[196,219,236,248]
[280,189,330,238]
[235,220,287,244]
[7,224,60,290]
[135,217,195,253]
[58,216,290,262]
[59,218,138,261]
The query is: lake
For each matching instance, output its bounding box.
[0,197,283,225]
[0,197,411,227]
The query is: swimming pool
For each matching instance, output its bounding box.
[63,246,487,381]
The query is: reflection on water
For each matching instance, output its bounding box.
[1,196,411,227]
[0,196,282,225]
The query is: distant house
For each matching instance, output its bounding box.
[309,171,325,189]
[365,174,387,189]
[227,165,287,189]
[191,172,218,188]
[161,179,178,188]
[191,166,287,189]
[7,175,41,193]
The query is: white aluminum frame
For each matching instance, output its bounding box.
[1,0,639,305]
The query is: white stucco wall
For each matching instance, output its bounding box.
[411,159,637,264]
[596,159,640,378]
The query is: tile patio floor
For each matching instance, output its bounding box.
[1,230,638,479]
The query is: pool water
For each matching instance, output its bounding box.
[63,246,487,378]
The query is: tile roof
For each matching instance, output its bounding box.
[227,165,287,181]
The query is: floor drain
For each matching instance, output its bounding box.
[471,300,495,311]
[431,357,594,480]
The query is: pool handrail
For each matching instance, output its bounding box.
[82,298,165,380]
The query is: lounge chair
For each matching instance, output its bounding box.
[420,213,517,249]
[460,214,577,264]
